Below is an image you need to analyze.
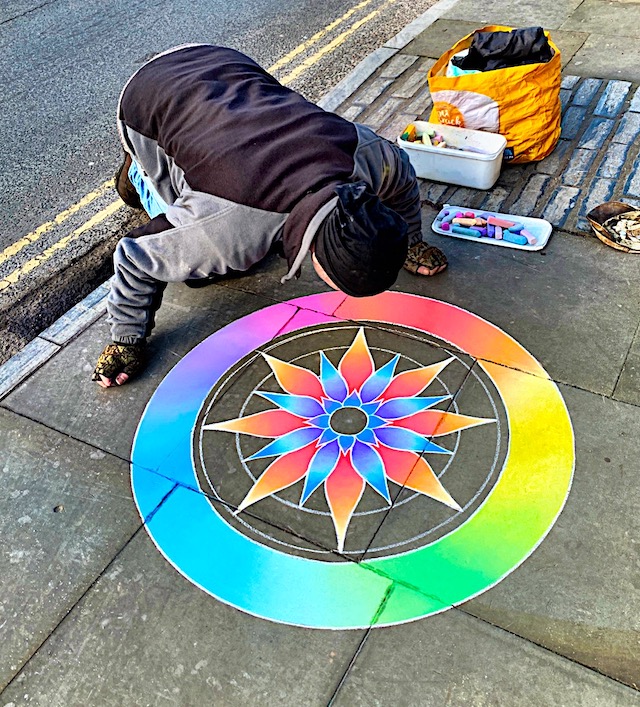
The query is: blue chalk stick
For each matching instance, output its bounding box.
[503,231,528,245]
[487,224,495,238]
[451,225,481,237]
[507,223,524,233]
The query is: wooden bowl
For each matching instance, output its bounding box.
[586,201,640,254]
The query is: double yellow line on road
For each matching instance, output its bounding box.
[0,0,398,293]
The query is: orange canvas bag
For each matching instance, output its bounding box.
[427,25,561,163]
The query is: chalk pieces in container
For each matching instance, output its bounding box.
[432,204,552,251]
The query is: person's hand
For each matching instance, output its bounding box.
[92,342,146,388]
[403,242,448,277]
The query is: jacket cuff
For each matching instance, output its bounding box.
[112,335,146,346]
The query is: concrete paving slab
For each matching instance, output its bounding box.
[566,34,640,82]
[442,0,585,30]
[413,210,640,396]
[400,19,480,59]
[219,251,345,305]
[401,19,587,68]
[614,326,640,406]
[332,609,640,706]
[462,383,640,688]
[561,0,640,37]
[1,284,283,460]
[0,408,141,691]
[0,526,377,707]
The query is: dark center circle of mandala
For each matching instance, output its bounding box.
[329,406,367,435]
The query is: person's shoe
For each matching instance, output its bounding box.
[185,275,220,288]
[115,153,143,209]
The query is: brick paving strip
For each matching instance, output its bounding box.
[335,59,640,233]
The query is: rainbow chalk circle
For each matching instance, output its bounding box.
[433,205,552,251]
[397,121,507,190]
[131,292,574,629]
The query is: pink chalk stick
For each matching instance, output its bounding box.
[488,216,516,228]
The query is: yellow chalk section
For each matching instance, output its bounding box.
[0,200,123,292]
[279,0,397,85]
[0,179,113,267]
[3,0,398,293]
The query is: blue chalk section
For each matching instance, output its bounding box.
[503,232,528,245]
[578,118,614,151]
[562,148,598,187]
[542,186,581,228]
[561,106,588,140]
[131,465,178,521]
[594,81,632,118]
[560,89,572,113]
[629,86,640,113]
[572,78,602,107]
[624,152,640,198]
[143,485,392,628]
[577,179,616,231]
[614,112,640,145]
[597,143,631,179]
[451,225,481,237]
[561,75,580,90]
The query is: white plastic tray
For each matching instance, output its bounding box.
[431,204,553,252]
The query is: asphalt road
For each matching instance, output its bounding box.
[0,0,436,361]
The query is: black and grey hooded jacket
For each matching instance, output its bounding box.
[108,44,421,343]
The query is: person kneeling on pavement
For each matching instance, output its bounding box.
[93,44,447,388]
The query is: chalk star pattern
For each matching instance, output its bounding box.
[204,329,494,551]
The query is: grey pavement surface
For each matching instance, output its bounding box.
[2,0,640,704]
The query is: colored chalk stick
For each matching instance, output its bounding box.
[494,225,503,240]
[452,217,477,226]
[464,212,475,218]
[440,222,451,231]
[520,229,537,245]
[503,231,528,245]
[487,224,495,238]
[451,225,480,237]
[470,226,487,236]
[488,216,516,228]
[507,223,524,233]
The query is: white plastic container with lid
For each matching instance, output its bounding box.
[397,121,507,190]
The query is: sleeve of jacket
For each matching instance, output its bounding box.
[106,199,281,343]
[351,125,422,245]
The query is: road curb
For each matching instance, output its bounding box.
[0,0,459,400]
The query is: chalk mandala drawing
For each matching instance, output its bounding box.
[131,292,574,629]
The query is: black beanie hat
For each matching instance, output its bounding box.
[314,182,409,297]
